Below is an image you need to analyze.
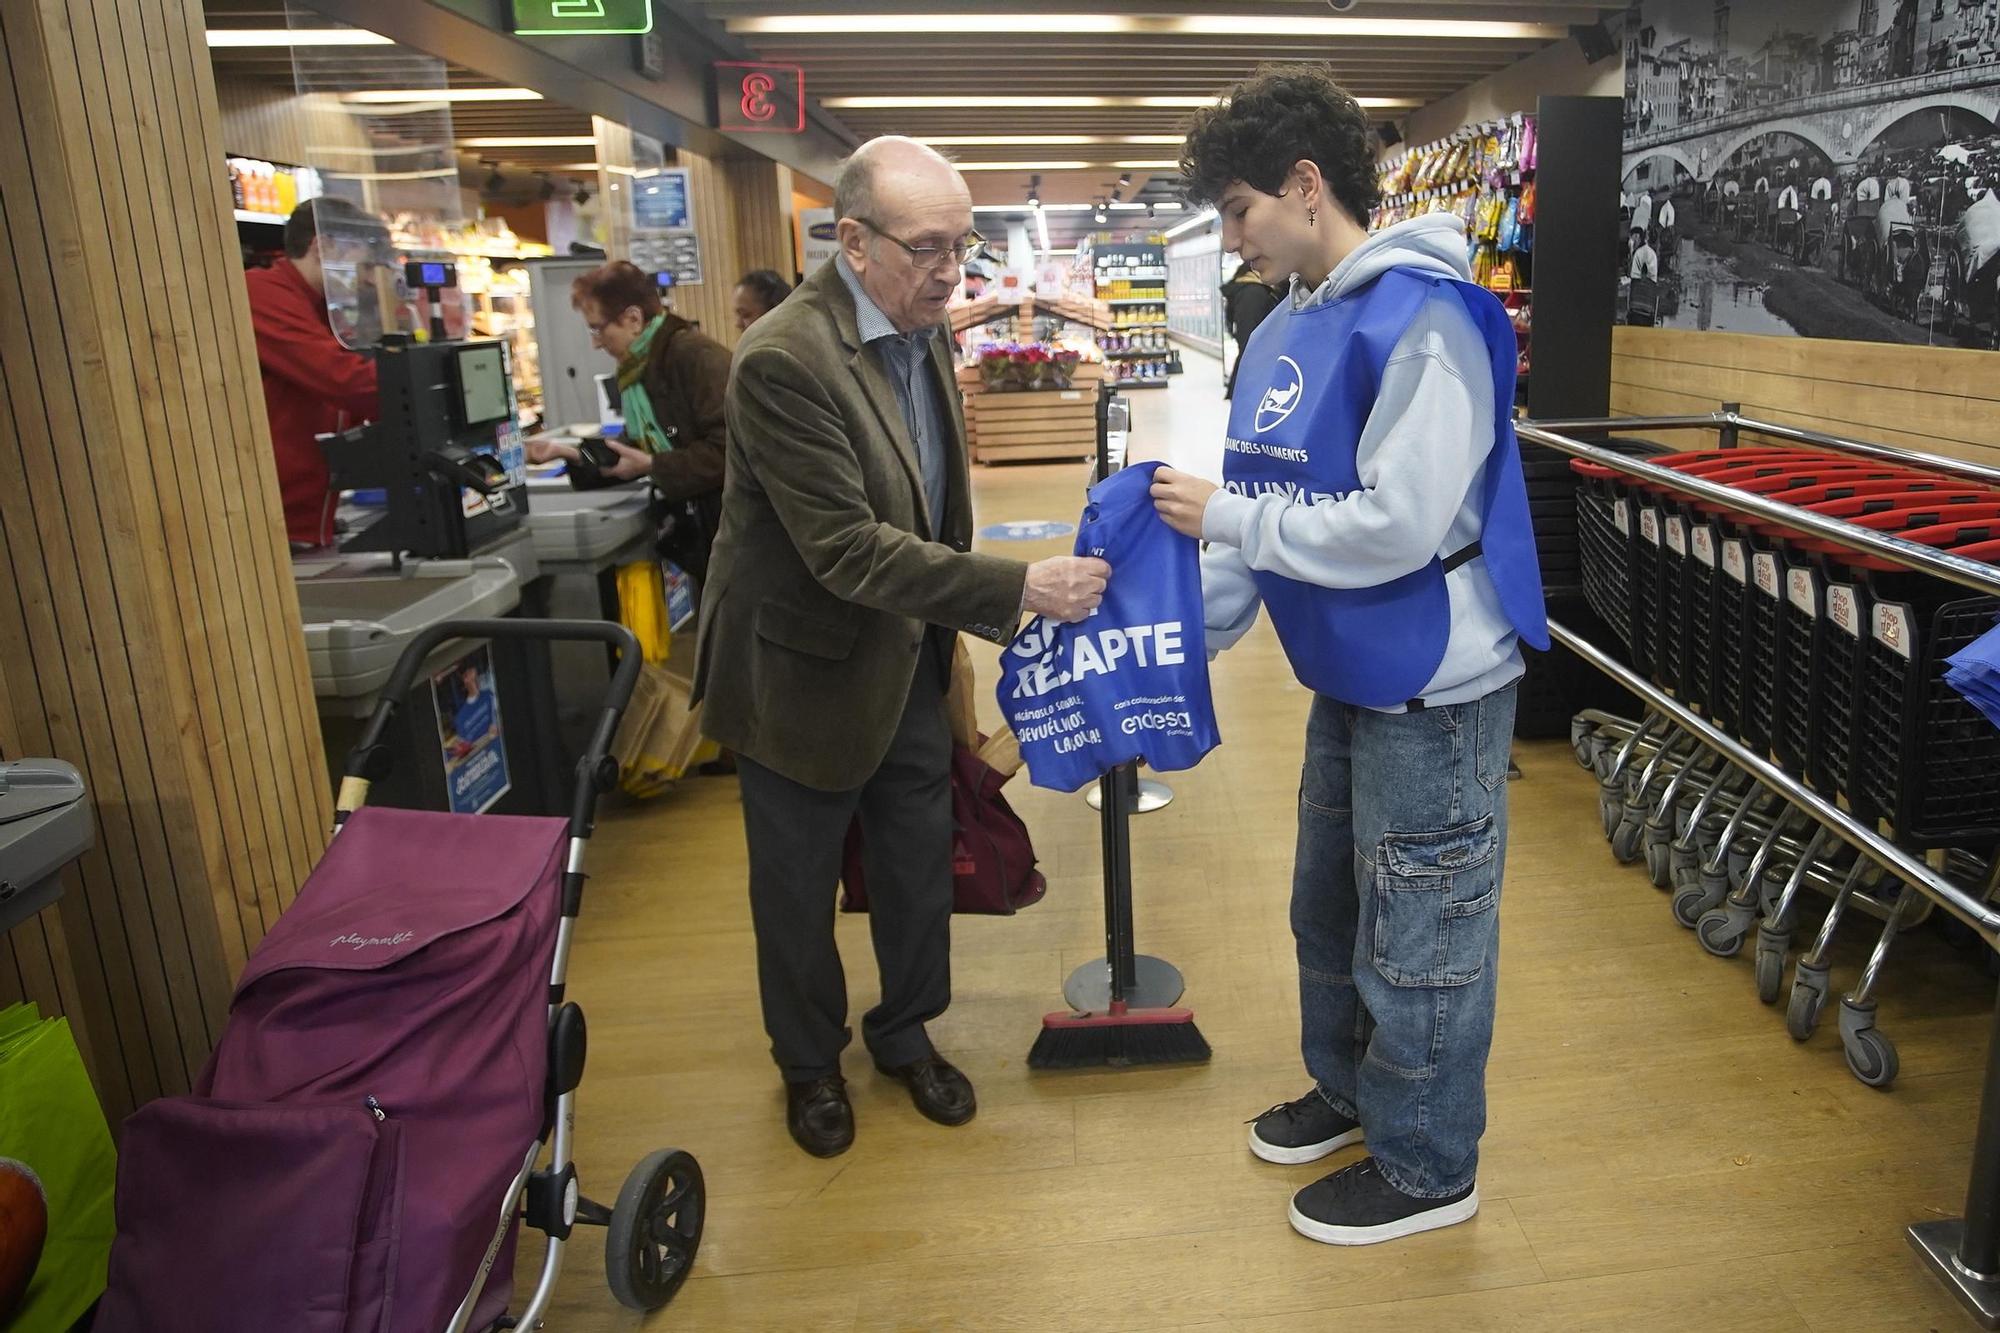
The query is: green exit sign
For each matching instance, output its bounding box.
[512,0,652,35]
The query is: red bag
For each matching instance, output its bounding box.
[840,741,1046,915]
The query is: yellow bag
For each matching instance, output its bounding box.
[611,559,717,794]
[616,559,672,665]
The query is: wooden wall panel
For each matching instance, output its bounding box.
[0,0,332,1121]
[1611,327,2000,464]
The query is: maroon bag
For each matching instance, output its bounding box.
[841,741,1046,915]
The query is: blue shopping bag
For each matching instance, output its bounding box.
[1945,616,2000,731]
[998,461,1221,792]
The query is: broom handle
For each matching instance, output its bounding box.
[1098,770,1125,1006]
[1111,762,1139,994]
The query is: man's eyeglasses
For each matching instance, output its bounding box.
[856,218,983,271]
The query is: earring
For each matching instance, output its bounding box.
[1308,204,1318,227]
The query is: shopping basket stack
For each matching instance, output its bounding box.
[1566,430,2000,1089]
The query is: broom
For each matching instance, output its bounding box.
[1028,762,1211,1068]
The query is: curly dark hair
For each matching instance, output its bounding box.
[1180,64,1381,227]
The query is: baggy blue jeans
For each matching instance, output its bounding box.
[1292,682,1517,1199]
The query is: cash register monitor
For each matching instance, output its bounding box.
[455,343,511,428]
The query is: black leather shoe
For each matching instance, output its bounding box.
[785,1075,854,1158]
[874,1055,977,1127]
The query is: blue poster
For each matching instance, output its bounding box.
[633,168,691,231]
[431,644,511,814]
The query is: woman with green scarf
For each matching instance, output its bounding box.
[527,260,737,581]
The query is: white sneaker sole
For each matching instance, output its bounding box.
[1287,1188,1480,1246]
[1248,1123,1364,1165]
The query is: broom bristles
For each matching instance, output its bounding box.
[1027,1008,1211,1069]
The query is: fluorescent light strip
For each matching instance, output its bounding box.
[206,28,392,46]
[1036,208,1052,254]
[971,202,1182,214]
[341,88,544,103]
[456,136,597,148]
[824,94,1413,110]
[1163,207,1217,239]
[919,134,1185,147]
[954,160,1177,172]
[733,14,1561,39]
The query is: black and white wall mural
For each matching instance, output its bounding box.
[1619,0,2000,346]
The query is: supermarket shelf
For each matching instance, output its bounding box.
[1102,349,1174,358]
[234,208,288,226]
[1107,297,1167,305]
[1115,379,1171,389]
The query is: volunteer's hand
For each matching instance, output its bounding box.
[525,438,580,466]
[1150,466,1219,539]
[604,440,653,482]
[1024,556,1111,623]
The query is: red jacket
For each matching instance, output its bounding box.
[244,258,379,546]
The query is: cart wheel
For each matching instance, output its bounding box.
[1611,812,1646,864]
[1645,834,1674,888]
[1570,718,1597,769]
[605,1149,704,1312]
[1696,908,1747,958]
[1598,786,1622,840]
[1787,963,1831,1041]
[1842,1022,1898,1089]
[1671,843,1703,894]
[1754,943,1785,1005]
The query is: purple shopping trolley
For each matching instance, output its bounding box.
[96,619,703,1332]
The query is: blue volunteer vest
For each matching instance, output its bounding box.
[1223,267,1549,708]
[999,462,1222,792]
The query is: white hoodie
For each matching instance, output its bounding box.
[1200,214,1527,709]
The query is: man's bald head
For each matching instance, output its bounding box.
[834,136,966,226]
[833,135,977,334]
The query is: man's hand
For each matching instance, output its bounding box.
[1150,466,1219,539]
[1024,556,1111,623]
[604,440,653,482]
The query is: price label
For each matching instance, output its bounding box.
[1753,552,1781,598]
[1828,584,1860,636]
[1666,516,1687,555]
[1787,568,1817,615]
[1873,602,1914,660]
[1691,526,1717,567]
[1723,539,1748,583]
[1613,499,1631,536]
[1640,508,1662,545]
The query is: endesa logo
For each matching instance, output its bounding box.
[1255,356,1304,434]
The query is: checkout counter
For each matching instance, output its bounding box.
[293,318,650,818]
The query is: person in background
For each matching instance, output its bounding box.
[1221,262,1282,400]
[961,264,991,298]
[1152,64,1546,1249]
[694,136,1108,1160]
[733,270,793,333]
[1629,227,1659,281]
[525,261,731,582]
[244,198,387,550]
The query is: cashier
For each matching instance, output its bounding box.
[245,198,389,550]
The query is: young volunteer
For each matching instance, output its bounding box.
[1150,66,1549,1247]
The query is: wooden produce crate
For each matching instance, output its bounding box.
[960,362,1104,464]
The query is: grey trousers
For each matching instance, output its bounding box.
[735,644,954,1082]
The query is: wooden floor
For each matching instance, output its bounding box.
[525,354,1996,1331]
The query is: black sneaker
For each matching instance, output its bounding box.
[1288,1156,1478,1246]
[1247,1089,1364,1165]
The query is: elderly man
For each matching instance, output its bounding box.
[693,137,1109,1158]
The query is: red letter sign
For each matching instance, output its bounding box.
[714,62,805,134]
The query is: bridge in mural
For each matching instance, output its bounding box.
[1624,62,2000,183]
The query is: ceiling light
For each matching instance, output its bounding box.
[575,184,593,205]
[733,14,1559,39]
[825,94,1413,110]
[1037,208,1052,254]
[341,88,544,103]
[1118,173,1133,187]
[206,28,392,46]
[916,135,1186,147]
[973,203,1092,213]
[1027,191,1041,208]
[1164,207,1217,240]
[456,135,596,148]
[953,161,1176,173]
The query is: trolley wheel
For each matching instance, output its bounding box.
[1672,884,1710,929]
[1598,785,1623,840]
[1592,746,1619,784]
[1611,812,1646,864]
[1696,908,1747,958]
[1787,963,1831,1041]
[605,1149,705,1312]
[1754,943,1785,1005]
[1645,834,1674,888]
[1670,843,1703,894]
[1842,1020,1899,1089]
[1570,718,1597,769]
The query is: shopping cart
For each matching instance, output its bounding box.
[97,620,706,1333]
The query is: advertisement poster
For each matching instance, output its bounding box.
[800,206,841,272]
[432,645,511,815]
[1620,0,2000,346]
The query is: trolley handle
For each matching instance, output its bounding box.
[339,618,642,838]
